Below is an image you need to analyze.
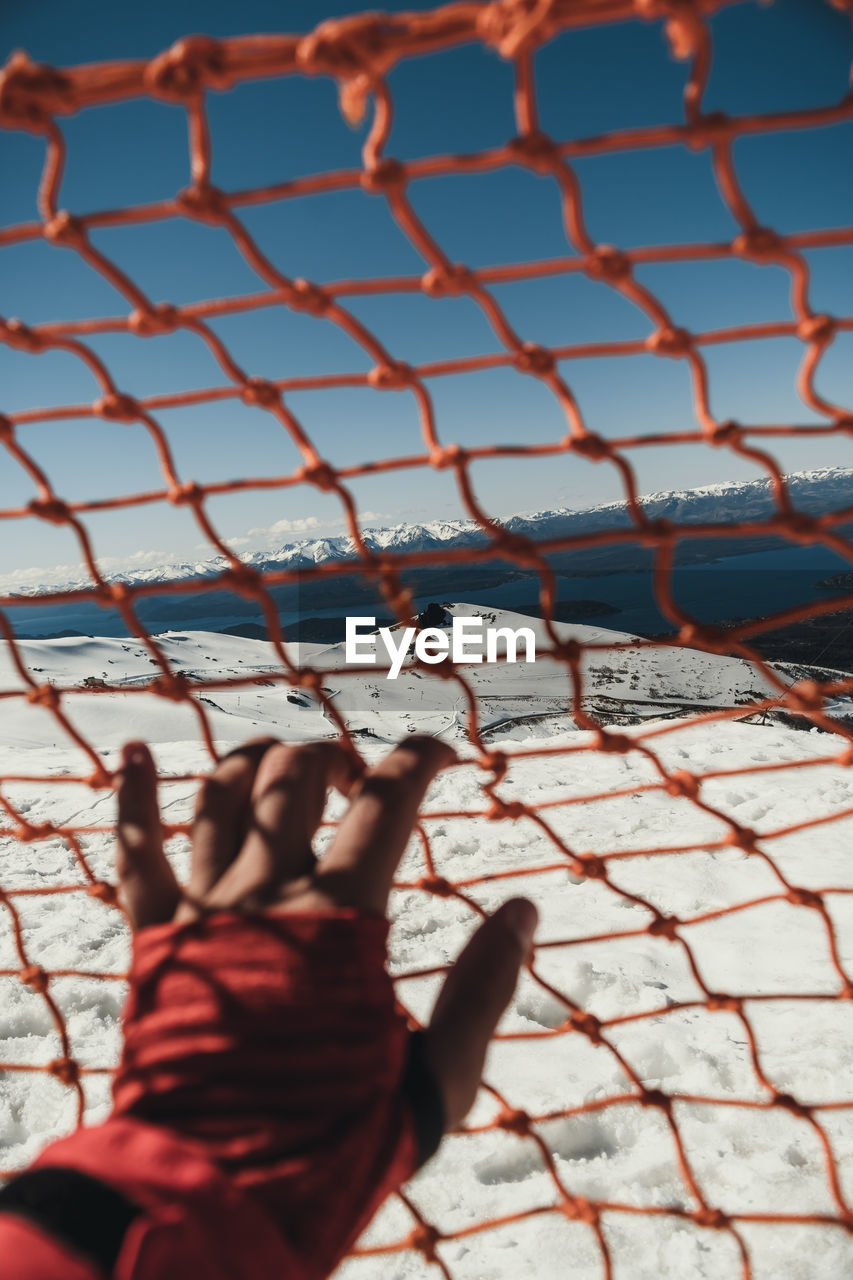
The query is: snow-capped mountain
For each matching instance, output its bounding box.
[7,467,853,598]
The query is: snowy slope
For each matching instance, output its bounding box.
[6,467,853,597]
[0,605,834,760]
[1,614,853,1277]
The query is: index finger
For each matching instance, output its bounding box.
[318,735,455,913]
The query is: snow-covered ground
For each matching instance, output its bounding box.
[2,609,853,1276]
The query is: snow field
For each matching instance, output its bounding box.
[2,621,853,1274]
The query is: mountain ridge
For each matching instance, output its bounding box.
[7,466,853,598]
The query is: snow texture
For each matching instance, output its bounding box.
[1,608,853,1277]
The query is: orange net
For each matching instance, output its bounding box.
[1,1,853,1274]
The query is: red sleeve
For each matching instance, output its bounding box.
[8,1116,305,1280]
[1,909,418,1280]
[0,1215,100,1280]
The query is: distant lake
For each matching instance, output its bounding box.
[4,542,848,640]
[459,543,848,637]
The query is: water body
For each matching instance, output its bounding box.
[4,543,847,640]
[459,544,848,637]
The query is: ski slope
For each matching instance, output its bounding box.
[1,609,853,1277]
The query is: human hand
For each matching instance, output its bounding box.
[113,735,537,1275]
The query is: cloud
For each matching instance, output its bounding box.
[246,515,331,540]
[0,549,174,593]
[242,510,395,544]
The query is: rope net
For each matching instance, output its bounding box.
[1,0,853,1274]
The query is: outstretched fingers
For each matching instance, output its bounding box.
[319,736,456,913]
[423,898,538,1131]
[185,738,278,904]
[204,740,357,910]
[116,741,180,930]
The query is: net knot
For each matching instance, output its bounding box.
[129,303,179,336]
[48,1057,80,1087]
[497,1106,532,1135]
[1,317,45,353]
[95,392,140,422]
[422,263,473,297]
[786,886,823,910]
[569,432,611,462]
[578,854,606,880]
[0,413,15,442]
[169,480,204,506]
[569,1010,603,1043]
[785,678,823,712]
[595,731,632,755]
[646,325,692,357]
[177,182,229,222]
[145,36,231,100]
[408,1222,441,1263]
[43,210,88,249]
[586,245,632,282]
[241,377,280,408]
[417,874,453,897]
[637,516,674,546]
[290,279,332,316]
[648,913,680,940]
[664,770,700,800]
[515,342,555,376]
[487,798,526,820]
[797,313,836,345]
[693,1206,730,1230]
[298,460,337,491]
[19,964,49,993]
[152,672,191,702]
[15,820,51,843]
[706,993,742,1014]
[707,419,743,447]
[0,51,73,132]
[103,581,131,605]
[562,1197,599,1226]
[296,16,383,78]
[640,1087,672,1112]
[360,158,406,194]
[482,750,508,780]
[479,0,559,57]
[430,443,467,469]
[678,622,728,654]
[87,880,118,906]
[726,823,759,855]
[733,226,781,260]
[221,564,262,599]
[772,1091,811,1119]
[368,360,414,390]
[508,130,559,173]
[555,638,582,663]
[685,110,731,150]
[298,669,323,693]
[28,497,71,525]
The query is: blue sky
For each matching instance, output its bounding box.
[1,0,852,587]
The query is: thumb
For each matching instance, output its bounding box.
[424,898,537,1132]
